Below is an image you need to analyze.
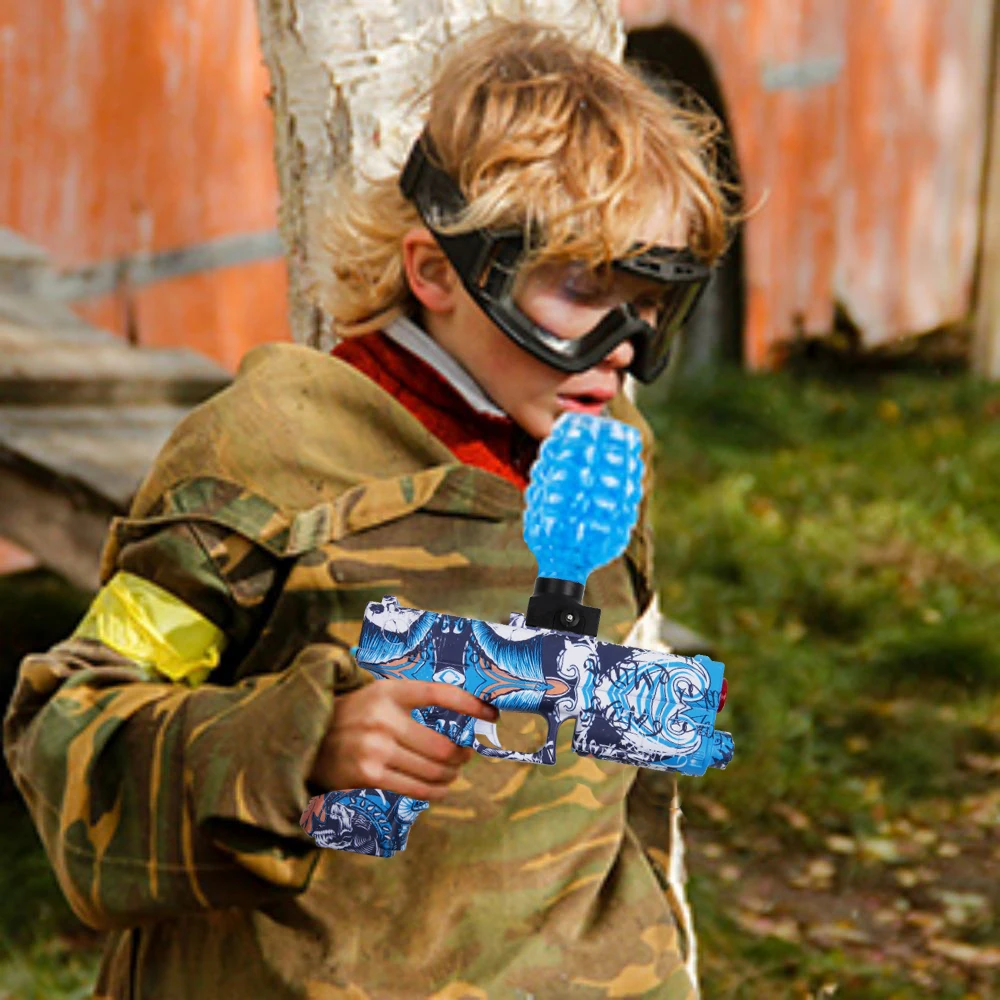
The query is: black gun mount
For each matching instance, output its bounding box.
[525,577,601,637]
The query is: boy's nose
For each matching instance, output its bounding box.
[599,337,635,371]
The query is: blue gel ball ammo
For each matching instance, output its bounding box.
[523,412,644,585]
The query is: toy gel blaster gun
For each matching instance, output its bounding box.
[303,413,734,856]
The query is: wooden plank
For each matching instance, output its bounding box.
[0,228,49,294]
[974,0,1000,380]
[0,405,191,509]
[0,291,115,341]
[0,463,114,591]
[0,322,231,405]
[0,536,39,575]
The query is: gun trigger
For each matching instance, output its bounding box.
[474,717,502,749]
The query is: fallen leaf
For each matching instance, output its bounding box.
[904,911,946,936]
[825,834,857,855]
[718,864,741,884]
[931,890,990,928]
[789,857,836,891]
[772,803,812,831]
[936,841,961,858]
[688,795,731,824]
[961,790,1000,827]
[894,866,938,889]
[858,836,901,864]
[806,921,873,947]
[908,969,938,991]
[927,939,1000,968]
[872,907,902,928]
[700,841,725,859]
[733,911,801,943]
[845,735,870,754]
[962,752,1000,774]
[738,893,775,915]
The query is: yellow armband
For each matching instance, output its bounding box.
[73,571,227,687]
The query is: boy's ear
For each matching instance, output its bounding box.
[402,228,459,315]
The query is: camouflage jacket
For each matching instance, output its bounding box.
[3,342,697,999]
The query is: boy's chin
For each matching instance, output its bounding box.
[509,405,556,442]
[516,402,582,441]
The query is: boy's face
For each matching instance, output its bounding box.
[416,206,688,441]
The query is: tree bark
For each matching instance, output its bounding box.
[973,0,1000,380]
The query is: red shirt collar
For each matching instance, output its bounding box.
[331,330,538,491]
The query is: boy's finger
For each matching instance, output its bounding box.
[386,743,464,785]
[371,766,455,803]
[394,710,480,765]
[390,679,499,721]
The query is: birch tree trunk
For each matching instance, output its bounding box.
[253,1,698,989]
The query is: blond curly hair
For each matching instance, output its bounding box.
[310,19,737,337]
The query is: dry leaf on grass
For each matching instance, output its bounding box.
[806,921,873,947]
[894,867,939,889]
[930,890,990,928]
[789,857,836,891]
[771,802,812,831]
[687,794,731,824]
[825,835,857,855]
[927,939,1000,968]
[904,911,946,936]
[738,893,775,915]
[961,790,1000,827]
[961,752,1000,774]
[718,864,742,884]
[858,836,902,864]
[733,910,801,943]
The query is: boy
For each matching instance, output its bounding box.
[4,18,731,999]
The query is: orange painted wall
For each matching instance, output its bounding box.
[621,0,994,368]
[2,0,991,373]
[0,0,291,371]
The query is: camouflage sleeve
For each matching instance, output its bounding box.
[2,510,345,931]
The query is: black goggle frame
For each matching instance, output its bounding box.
[399,131,711,383]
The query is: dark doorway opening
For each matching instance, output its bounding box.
[626,25,746,380]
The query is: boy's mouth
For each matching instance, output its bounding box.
[556,391,614,415]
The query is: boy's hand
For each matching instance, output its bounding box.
[308,680,499,801]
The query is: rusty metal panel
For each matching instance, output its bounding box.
[620,0,993,365]
[837,0,993,346]
[0,0,290,368]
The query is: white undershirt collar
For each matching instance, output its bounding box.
[382,315,509,419]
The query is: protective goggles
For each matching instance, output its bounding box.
[399,131,712,383]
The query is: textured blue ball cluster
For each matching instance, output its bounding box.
[523,413,644,585]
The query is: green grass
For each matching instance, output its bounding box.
[0,804,103,998]
[638,368,1000,996]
